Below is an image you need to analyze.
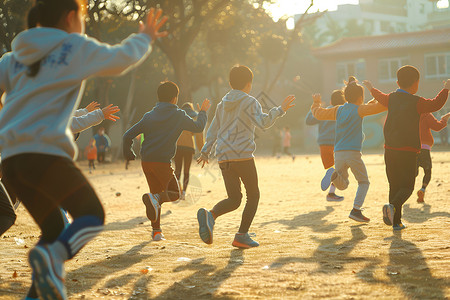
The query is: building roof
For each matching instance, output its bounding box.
[313,28,450,57]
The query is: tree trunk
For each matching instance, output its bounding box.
[172,55,193,104]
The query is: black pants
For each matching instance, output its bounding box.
[1,154,104,243]
[173,147,194,191]
[416,149,432,188]
[211,159,260,233]
[97,151,106,163]
[0,179,17,236]
[385,149,417,224]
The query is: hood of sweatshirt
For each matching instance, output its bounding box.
[222,89,249,112]
[12,28,69,66]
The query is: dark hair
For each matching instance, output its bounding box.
[331,89,346,106]
[229,65,253,90]
[344,76,364,104]
[157,81,179,102]
[397,65,420,89]
[26,0,81,77]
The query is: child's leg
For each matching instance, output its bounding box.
[173,148,183,183]
[332,152,350,190]
[211,162,243,218]
[182,151,193,191]
[347,152,370,210]
[422,168,431,189]
[0,180,16,236]
[234,160,259,233]
[419,149,432,190]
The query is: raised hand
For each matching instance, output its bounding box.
[362,80,374,91]
[139,8,169,41]
[442,112,450,122]
[312,93,322,105]
[85,101,100,112]
[281,95,295,112]
[197,98,211,112]
[102,104,120,121]
[444,79,450,90]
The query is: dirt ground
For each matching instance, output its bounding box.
[0,152,449,299]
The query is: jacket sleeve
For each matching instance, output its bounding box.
[182,111,207,133]
[122,119,144,160]
[417,89,449,113]
[0,53,11,92]
[248,98,285,129]
[77,33,152,78]
[73,108,89,117]
[201,104,221,157]
[70,109,104,133]
[369,88,390,107]
[357,101,387,118]
[427,113,448,131]
[305,110,320,125]
[311,102,338,121]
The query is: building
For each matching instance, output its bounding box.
[312,28,450,148]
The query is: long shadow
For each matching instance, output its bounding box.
[66,241,151,295]
[269,226,372,274]
[0,281,27,298]
[386,231,447,299]
[402,203,450,224]
[105,211,172,232]
[155,249,244,299]
[260,206,338,233]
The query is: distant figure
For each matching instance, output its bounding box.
[271,127,282,157]
[282,126,295,161]
[94,127,111,163]
[85,138,98,173]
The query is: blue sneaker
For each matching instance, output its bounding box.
[197,208,215,244]
[382,204,395,226]
[321,168,334,191]
[142,193,160,222]
[393,223,406,231]
[232,233,259,248]
[28,245,66,300]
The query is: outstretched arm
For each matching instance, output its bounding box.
[311,94,338,121]
[182,99,210,133]
[417,80,450,113]
[363,80,389,107]
[305,110,320,125]
[123,120,144,161]
[250,95,295,129]
[357,99,387,118]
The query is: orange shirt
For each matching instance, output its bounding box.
[85,145,97,160]
[419,113,448,149]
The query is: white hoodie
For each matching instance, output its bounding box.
[0,28,152,160]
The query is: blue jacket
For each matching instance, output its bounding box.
[123,102,207,163]
[335,103,364,151]
[305,109,335,145]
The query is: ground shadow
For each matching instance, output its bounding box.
[66,241,151,295]
[260,206,338,233]
[269,226,372,274]
[0,281,27,298]
[154,249,244,299]
[402,203,450,224]
[105,211,172,232]
[385,231,447,299]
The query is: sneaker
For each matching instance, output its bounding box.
[180,191,186,201]
[60,208,71,227]
[417,189,425,203]
[348,208,370,223]
[382,204,395,226]
[152,230,165,241]
[326,193,344,202]
[232,233,259,249]
[28,245,66,300]
[197,208,215,244]
[142,193,160,222]
[321,168,334,191]
[393,223,406,231]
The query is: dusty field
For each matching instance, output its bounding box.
[1,152,449,299]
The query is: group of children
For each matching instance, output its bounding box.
[0,1,448,299]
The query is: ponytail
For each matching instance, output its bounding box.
[344,76,364,104]
[25,0,81,77]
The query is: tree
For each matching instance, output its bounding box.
[0,0,32,54]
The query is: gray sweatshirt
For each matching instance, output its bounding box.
[0,28,151,160]
[202,89,285,162]
[71,108,104,134]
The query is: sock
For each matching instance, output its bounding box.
[56,215,104,260]
[420,187,426,191]
[329,184,336,194]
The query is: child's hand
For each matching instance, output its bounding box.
[281,95,295,112]
[85,101,100,112]
[312,93,322,105]
[197,153,209,168]
[102,104,120,121]
[362,80,374,90]
[197,98,211,112]
[444,79,450,90]
[139,8,169,41]
[442,112,450,122]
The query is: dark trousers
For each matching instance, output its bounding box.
[416,149,432,188]
[97,151,106,163]
[385,149,417,224]
[1,154,104,243]
[88,159,95,170]
[0,179,17,235]
[173,147,194,191]
[211,159,260,233]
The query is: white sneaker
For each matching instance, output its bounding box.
[142,193,160,222]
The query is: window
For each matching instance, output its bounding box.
[336,60,366,85]
[425,52,450,79]
[378,57,409,82]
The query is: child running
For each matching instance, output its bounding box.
[306,89,346,201]
[416,112,450,202]
[363,66,449,230]
[312,77,387,223]
[0,2,168,299]
[197,65,295,248]
[123,82,210,241]
[174,102,204,201]
[85,138,97,173]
